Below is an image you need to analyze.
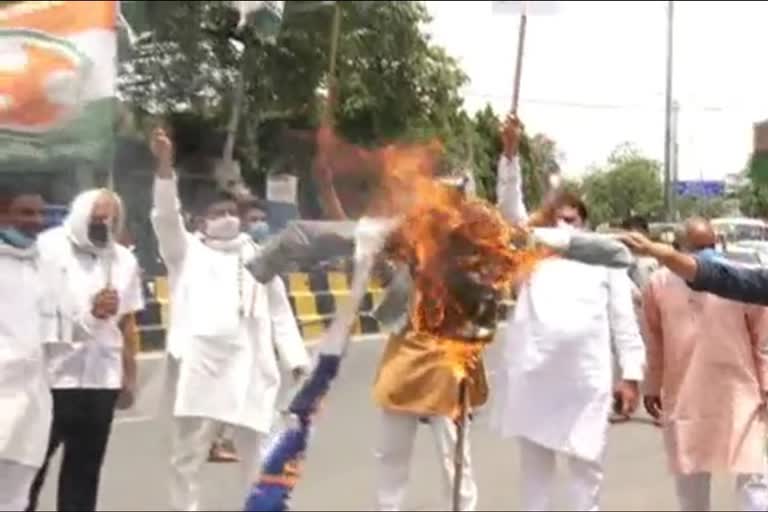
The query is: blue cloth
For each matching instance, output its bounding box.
[243,354,341,512]
[689,251,768,306]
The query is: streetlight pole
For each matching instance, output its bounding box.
[663,0,674,220]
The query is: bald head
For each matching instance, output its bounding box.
[682,216,717,252]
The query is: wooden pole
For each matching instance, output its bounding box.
[452,378,470,512]
[324,2,343,122]
[510,2,528,114]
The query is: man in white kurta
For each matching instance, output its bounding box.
[0,184,56,511]
[148,129,310,511]
[28,188,145,512]
[492,116,646,511]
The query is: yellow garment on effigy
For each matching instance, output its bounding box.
[372,331,489,418]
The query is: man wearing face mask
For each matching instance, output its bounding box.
[492,115,645,511]
[243,200,270,244]
[0,181,59,511]
[25,187,144,512]
[149,128,310,511]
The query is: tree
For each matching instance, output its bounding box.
[675,196,734,219]
[119,1,471,185]
[580,143,663,226]
[468,104,565,207]
[737,180,768,218]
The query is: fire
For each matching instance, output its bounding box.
[315,126,549,342]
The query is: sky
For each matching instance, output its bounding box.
[424,0,768,181]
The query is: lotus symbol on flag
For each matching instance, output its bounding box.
[0,31,90,133]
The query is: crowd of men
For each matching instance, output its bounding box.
[3,117,768,512]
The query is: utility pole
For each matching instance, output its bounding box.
[663,0,674,220]
[670,100,680,220]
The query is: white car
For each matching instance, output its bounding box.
[722,245,767,266]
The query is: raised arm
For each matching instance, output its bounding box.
[496,115,528,224]
[149,128,189,268]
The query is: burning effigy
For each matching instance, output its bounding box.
[242,125,633,511]
[243,126,551,512]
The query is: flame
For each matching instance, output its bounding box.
[315,126,550,371]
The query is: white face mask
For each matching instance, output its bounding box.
[204,215,241,240]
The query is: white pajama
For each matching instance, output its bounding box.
[0,459,38,511]
[375,410,477,512]
[169,417,264,511]
[675,472,768,512]
[518,438,604,512]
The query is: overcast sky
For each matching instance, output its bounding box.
[424,1,768,181]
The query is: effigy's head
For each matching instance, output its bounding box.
[313,126,551,335]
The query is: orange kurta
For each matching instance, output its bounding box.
[373,332,489,418]
[643,268,768,475]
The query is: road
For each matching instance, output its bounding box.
[37,336,737,511]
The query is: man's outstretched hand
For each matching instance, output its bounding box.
[617,231,660,257]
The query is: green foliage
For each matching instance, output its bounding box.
[737,179,768,218]
[119,1,473,187]
[467,104,563,206]
[579,143,663,226]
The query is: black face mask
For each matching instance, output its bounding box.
[88,222,110,247]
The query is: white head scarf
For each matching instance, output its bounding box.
[63,188,125,255]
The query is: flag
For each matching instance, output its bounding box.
[0,0,117,166]
[492,1,560,15]
[235,1,284,39]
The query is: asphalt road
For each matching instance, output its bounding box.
[37,336,738,511]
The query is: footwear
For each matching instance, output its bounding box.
[208,439,240,463]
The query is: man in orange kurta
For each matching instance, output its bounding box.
[642,217,768,512]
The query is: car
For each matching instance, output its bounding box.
[712,217,768,243]
[722,245,766,266]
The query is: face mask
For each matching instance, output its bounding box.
[205,215,241,240]
[88,221,110,247]
[0,227,36,249]
[248,221,270,243]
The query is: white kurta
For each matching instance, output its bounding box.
[37,226,144,389]
[492,258,646,462]
[0,244,55,468]
[152,177,310,434]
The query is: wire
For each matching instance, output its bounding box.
[462,90,747,113]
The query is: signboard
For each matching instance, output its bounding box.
[674,180,725,198]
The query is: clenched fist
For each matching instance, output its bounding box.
[500,114,523,159]
[150,128,174,178]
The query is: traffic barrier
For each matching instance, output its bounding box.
[135,271,516,352]
[135,270,387,351]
